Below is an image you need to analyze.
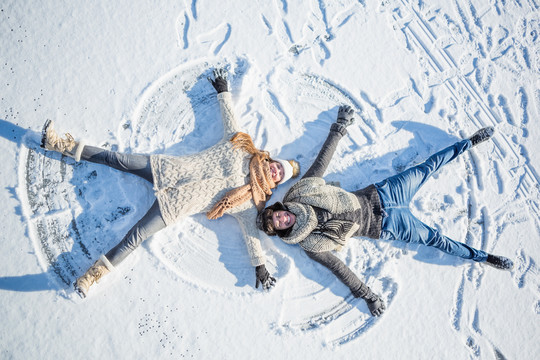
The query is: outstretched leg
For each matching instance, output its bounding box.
[74,200,166,297]
[376,139,471,208]
[41,119,153,183]
[376,129,512,269]
[381,207,488,262]
[81,146,153,183]
[104,200,166,266]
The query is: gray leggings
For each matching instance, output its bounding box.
[81,146,167,266]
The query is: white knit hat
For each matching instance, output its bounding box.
[275,159,294,185]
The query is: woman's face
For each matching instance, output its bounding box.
[272,210,296,230]
[269,161,284,183]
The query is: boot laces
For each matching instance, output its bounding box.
[77,263,107,291]
[47,126,75,152]
[88,264,107,283]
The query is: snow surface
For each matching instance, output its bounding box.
[1,0,539,359]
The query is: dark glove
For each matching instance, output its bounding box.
[336,105,354,127]
[255,264,276,290]
[207,68,229,93]
[365,294,386,317]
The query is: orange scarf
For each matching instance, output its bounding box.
[206,132,276,220]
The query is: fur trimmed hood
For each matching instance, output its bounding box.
[280,202,318,245]
[279,177,361,251]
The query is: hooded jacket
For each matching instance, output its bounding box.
[280,123,383,252]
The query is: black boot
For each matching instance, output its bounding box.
[485,254,514,270]
[469,127,495,147]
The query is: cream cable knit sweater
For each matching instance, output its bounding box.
[150,92,266,266]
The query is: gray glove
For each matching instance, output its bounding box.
[255,264,276,290]
[365,295,386,317]
[336,105,355,127]
[207,68,228,93]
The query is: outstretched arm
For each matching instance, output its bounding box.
[303,105,355,179]
[232,207,276,291]
[305,250,386,316]
[208,68,240,139]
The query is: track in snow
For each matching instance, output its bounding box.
[380,0,540,357]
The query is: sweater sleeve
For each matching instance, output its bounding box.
[231,207,266,267]
[303,123,348,179]
[217,92,241,140]
[304,250,373,299]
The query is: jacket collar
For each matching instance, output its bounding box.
[279,202,318,245]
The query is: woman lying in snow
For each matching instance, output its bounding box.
[41,68,299,298]
[257,105,513,317]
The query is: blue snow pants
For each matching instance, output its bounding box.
[374,139,488,262]
[81,146,167,266]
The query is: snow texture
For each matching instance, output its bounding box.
[1,0,539,359]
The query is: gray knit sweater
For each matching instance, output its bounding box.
[150,92,266,267]
[280,122,384,299]
[281,123,383,253]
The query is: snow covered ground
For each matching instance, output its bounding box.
[1,0,539,358]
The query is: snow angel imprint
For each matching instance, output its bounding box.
[257,105,514,317]
[40,68,300,298]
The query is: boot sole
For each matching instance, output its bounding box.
[41,119,52,149]
[470,127,495,146]
[73,282,87,299]
[485,261,514,271]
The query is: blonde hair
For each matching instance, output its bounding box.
[288,159,300,178]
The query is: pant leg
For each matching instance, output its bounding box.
[376,139,471,208]
[105,200,167,266]
[381,207,488,262]
[81,145,153,183]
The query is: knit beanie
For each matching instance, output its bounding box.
[275,159,300,185]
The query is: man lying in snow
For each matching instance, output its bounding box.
[40,68,299,298]
[257,105,513,317]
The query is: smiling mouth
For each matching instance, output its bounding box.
[284,213,290,226]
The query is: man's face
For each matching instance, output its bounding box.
[272,210,296,230]
[269,162,284,183]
